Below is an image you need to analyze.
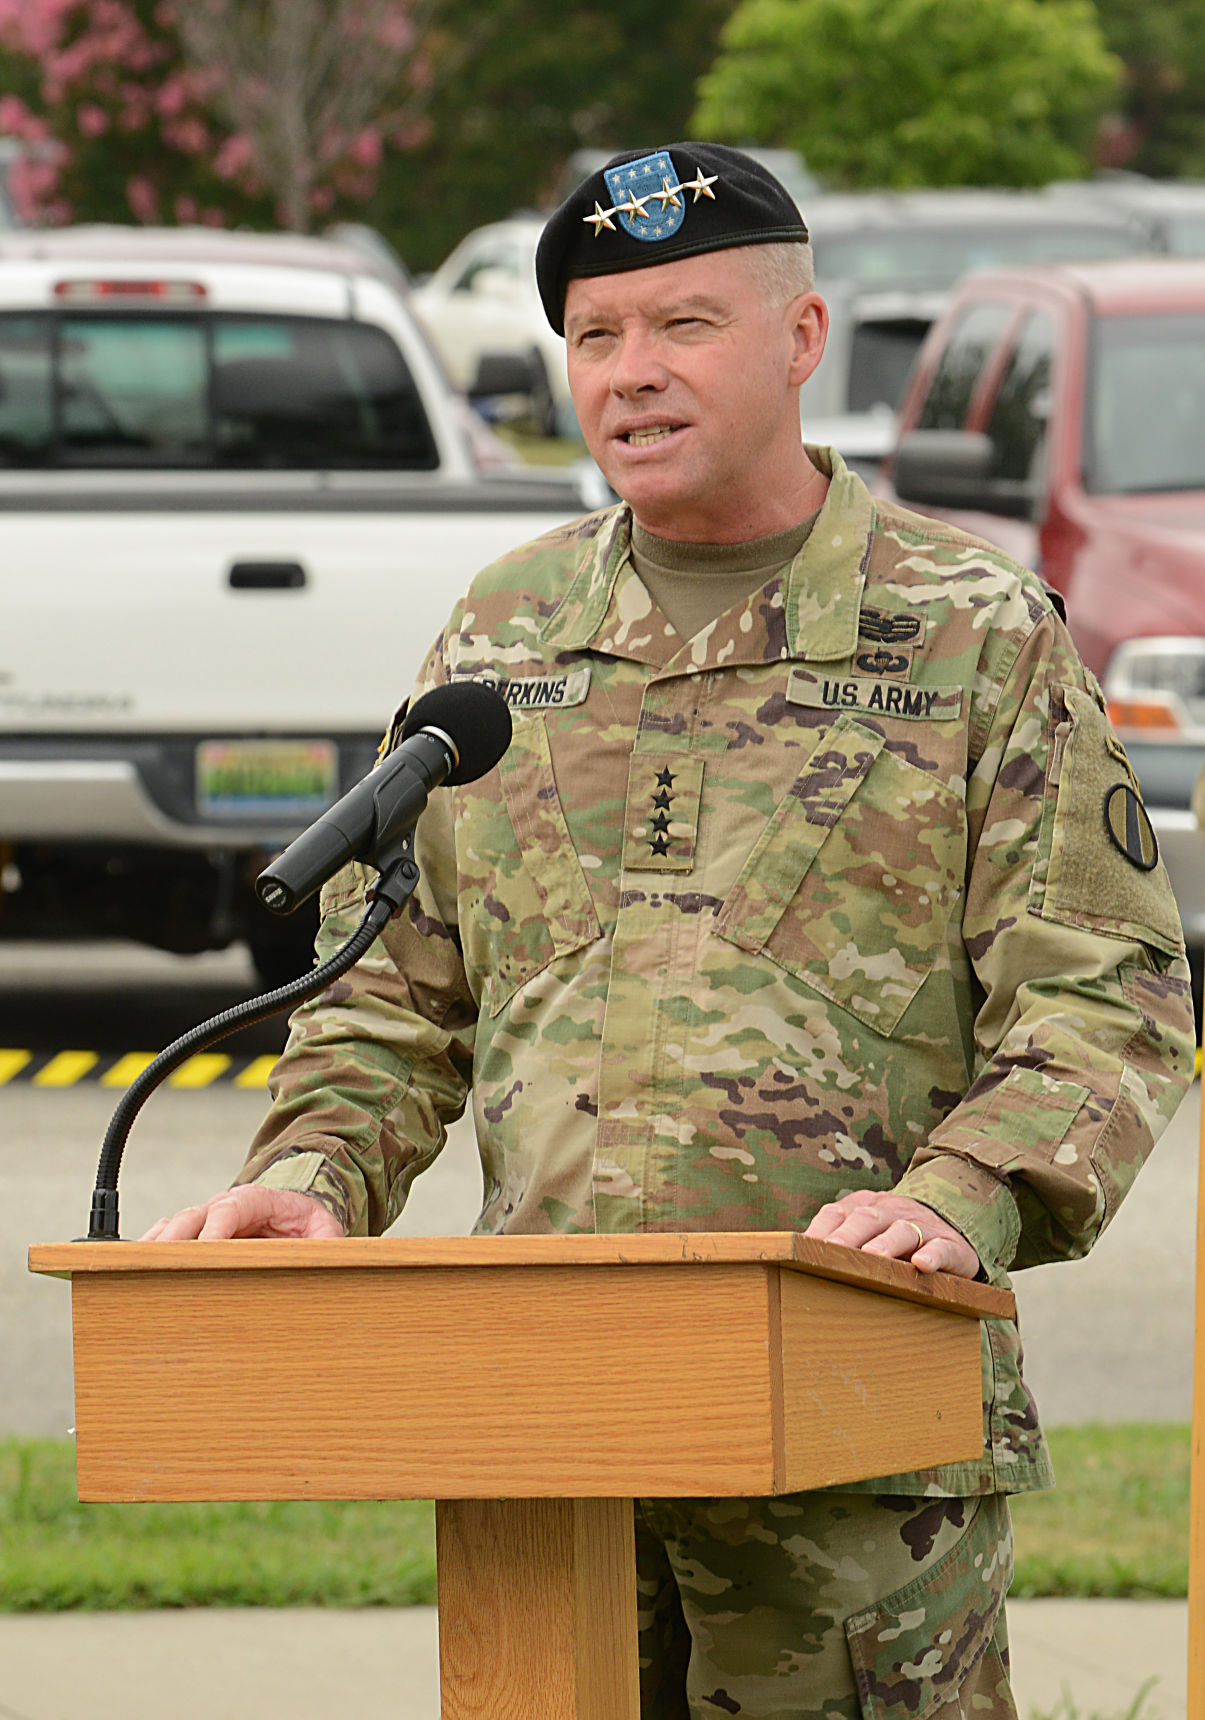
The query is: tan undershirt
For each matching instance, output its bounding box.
[630,513,819,643]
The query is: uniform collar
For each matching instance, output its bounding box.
[540,446,871,667]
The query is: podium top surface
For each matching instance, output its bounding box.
[28,1230,1014,1321]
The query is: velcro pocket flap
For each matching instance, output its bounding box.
[716,714,964,1036]
[1032,684,1184,957]
[480,713,599,1015]
[933,1065,1090,1173]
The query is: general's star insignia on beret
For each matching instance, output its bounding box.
[595,150,712,243]
[584,200,617,235]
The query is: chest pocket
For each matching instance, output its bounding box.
[714,713,965,1036]
[465,714,600,1017]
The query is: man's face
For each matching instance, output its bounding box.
[563,248,826,542]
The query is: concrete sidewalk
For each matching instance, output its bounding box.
[0,1599,1188,1719]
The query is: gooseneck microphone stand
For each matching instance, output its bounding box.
[83,678,513,1241]
[84,830,420,1241]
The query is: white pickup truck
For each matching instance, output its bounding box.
[0,226,600,982]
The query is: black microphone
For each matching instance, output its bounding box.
[254,681,512,916]
[87,682,511,1240]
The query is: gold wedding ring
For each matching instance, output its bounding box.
[906,1220,925,1254]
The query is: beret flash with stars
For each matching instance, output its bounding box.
[535,142,810,335]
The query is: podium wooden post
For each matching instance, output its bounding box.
[29,1232,1013,1720]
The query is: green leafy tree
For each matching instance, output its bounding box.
[691,0,1120,188]
[369,0,734,273]
[1093,0,1205,178]
[0,0,737,263]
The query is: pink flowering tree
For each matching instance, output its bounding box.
[0,0,438,229]
[176,0,439,232]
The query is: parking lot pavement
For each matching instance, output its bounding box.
[1010,1075,1200,1428]
[0,1600,1189,1720]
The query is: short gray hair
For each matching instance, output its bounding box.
[739,240,816,304]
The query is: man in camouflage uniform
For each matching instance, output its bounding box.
[148,146,1194,1717]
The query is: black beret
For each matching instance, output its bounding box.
[536,142,809,335]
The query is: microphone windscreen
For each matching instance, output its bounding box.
[401,681,513,786]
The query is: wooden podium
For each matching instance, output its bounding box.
[29,1231,1013,1720]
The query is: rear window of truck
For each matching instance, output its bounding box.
[1086,312,1205,494]
[0,312,439,470]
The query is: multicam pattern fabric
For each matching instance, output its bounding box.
[635,1490,1015,1718]
[241,446,1194,1499]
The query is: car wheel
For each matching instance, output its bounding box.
[246,899,320,993]
[526,350,558,438]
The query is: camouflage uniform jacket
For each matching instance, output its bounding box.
[241,447,1194,1498]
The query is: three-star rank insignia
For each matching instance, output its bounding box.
[622,756,705,872]
[1104,782,1159,870]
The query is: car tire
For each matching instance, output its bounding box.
[526,350,558,438]
[246,899,320,993]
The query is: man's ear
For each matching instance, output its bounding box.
[787,293,828,388]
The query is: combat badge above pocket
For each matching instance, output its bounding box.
[1029,684,1184,957]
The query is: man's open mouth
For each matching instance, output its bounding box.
[623,426,676,446]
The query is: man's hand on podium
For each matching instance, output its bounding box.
[803,1191,980,1279]
[140,1186,344,1241]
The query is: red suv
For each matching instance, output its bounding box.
[882,258,1205,993]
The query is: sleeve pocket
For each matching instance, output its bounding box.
[1030,684,1184,958]
[928,1066,1091,1188]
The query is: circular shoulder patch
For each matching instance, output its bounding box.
[1104,783,1159,871]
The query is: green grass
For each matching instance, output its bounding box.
[1027,1681,1162,1720]
[494,424,585,464]
[0,1423,1190,1611]
[0,1440,435,1611]
[1010,1424,1190,1600]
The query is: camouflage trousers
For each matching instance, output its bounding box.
[635,1489,1016,1720]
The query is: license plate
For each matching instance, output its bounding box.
[196,739,338,819]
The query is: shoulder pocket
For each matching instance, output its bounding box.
[714,713,965,1036]
[1030,684,1184,957]
[464,714,600,1017]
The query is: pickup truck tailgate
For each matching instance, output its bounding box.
[0,501,582,735]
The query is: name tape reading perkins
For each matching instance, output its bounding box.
[787,667,964,722]
[458,665,592,711]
